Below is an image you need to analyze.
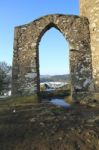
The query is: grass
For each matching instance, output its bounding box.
[0,94,38,109]
[0,90,99,150]
[40,89,71,100]
[64,95,73,104]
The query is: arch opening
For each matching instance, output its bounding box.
[38,27,71,100]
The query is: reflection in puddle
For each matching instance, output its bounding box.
[50,99,70,108]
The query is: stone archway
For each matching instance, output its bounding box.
[12,14,92,101]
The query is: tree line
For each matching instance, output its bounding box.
[0,62,12,96]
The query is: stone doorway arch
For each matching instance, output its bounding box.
[38,26,70,89]
[36,23,70,94]
[12,14,92,101]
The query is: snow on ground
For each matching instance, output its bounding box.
[40,82,69,89]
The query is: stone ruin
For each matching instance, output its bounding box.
[80,0,99,92]
[12,14,93,101]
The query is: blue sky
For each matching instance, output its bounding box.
[0,0,79,75]
[39,28,70,75]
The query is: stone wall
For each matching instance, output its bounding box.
[80,0,99,92]
[12,14,92,101]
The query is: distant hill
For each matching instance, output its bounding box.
[40,74,70,83]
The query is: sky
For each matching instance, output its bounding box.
[39,28,70,75]
[0,0,79,75]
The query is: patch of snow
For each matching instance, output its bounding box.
[13,109,16,113]
[25,73,37,79]
[74,85,82,89]
[40,82,69,89]
[83,79,91,87]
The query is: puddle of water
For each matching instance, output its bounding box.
[45,89,55,92]
[50,98,71,108]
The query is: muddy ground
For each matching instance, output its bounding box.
[0,101,99,150]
